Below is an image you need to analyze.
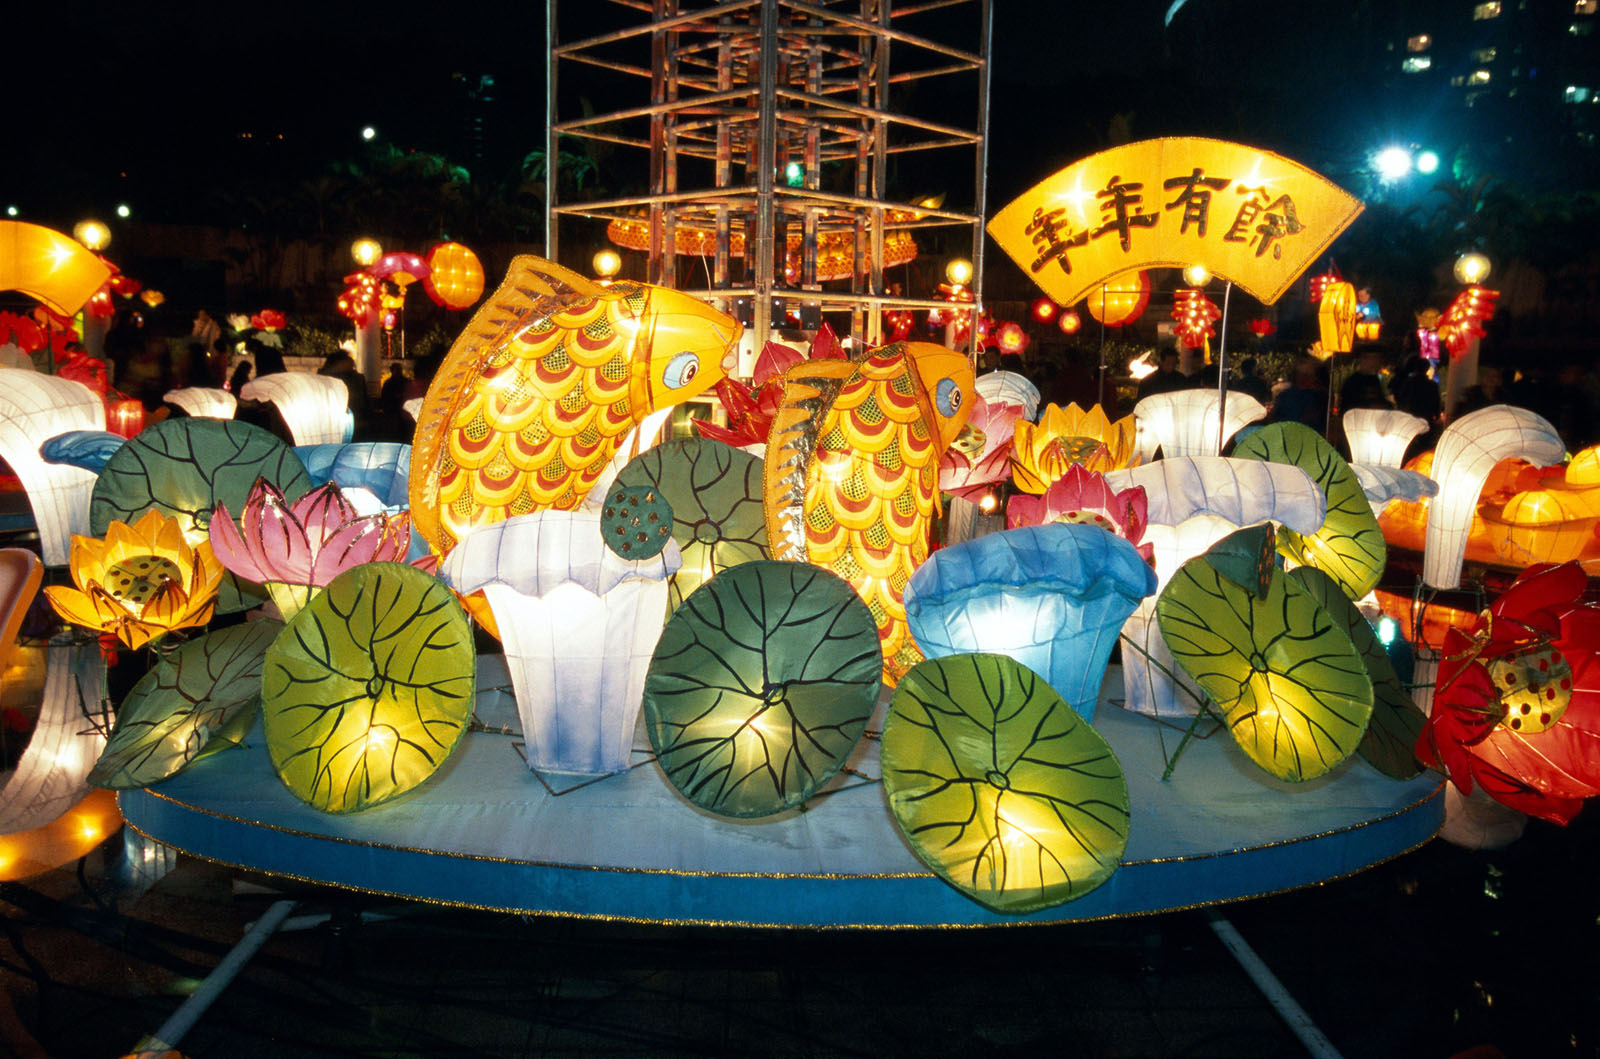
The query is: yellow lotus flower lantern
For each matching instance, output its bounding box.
[1010,402,1139,495]
[44,509,223,649]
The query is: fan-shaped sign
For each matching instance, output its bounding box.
[988,138,1364,308]
[0,221,113,315]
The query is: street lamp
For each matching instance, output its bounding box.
[593,249,622,282]
[361,126,377,141]
[1415,150,1440,175]
[115,204,131,219]
[1453,251,1491,286]
[1374,147,1413,183]
[73,220,111,251]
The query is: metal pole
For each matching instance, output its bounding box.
[135,900,298,1054]
[545,0,559,259]
[1208,913,1344,1059]
[753,0,779,353]
[1214,280,1232,455]
[968,0,992,361]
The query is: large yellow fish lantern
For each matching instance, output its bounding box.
[409,256,741,553]
[764,340,974,684]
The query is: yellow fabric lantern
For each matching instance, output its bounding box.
[0,220,113,315]
[423,241,486,310]
[1318,281,1358,354]
[1085,271,1150,326]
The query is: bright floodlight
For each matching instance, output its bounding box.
[1375,147,1413,182]
[4,206,16,218]
[361,126,377,141]
[115,204,131,219]
[1415,150,1440,175]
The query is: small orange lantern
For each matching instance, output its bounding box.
[1030,297,1057,323]
[422,241,485,310]
[1354,319,1381,341]
[1058,309,1081,335]
[1084,271,1150,327]
[106,399,145,439]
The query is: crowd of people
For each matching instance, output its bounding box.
[94,310,438,446]
[989,340,1600,461]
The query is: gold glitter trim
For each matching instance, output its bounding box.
[122,818,1443,932]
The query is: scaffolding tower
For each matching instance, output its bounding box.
[546,0,991,369]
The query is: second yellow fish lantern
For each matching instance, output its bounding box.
[763,341,974,684]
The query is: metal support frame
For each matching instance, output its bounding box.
[548,0,990,364]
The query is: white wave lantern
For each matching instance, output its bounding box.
[163,387,237,420]
[0,369,104,565]
[1104,457,1326,717]
[0,637,111,836]
[1424,405,1564,590]
[975,370,1040,420]
[441,509,680,776]
[1352,463,1439,516]
[1133,389,1266,459]
[241,372,350,446]
[1342,408,1429,469]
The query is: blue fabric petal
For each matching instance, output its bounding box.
[39,430,126,473]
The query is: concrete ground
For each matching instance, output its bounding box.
[3,813,1598,1059]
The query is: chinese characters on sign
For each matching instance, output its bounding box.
[989,138,1364,308]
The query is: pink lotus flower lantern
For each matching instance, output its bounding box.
[939,392,1027,501]
[1006,464,1153,563]
[209,480,424,619]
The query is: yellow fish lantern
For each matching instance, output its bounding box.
[764,341,974,684]
[409,256,742,553]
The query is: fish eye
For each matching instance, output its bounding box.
[936,377,962,416]
[663,351,700,389]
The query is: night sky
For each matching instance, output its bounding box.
[9,1,1171,227]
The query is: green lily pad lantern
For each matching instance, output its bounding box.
[643,561,881,817]
[91,418,312,613]
[261,562,476,812]
[1157,526,1375,782]
[1233,422,1386,599]
[89,621,281,789]
[613,438,771,610]
[883,653,1129,913]
[1288,565,1427,779]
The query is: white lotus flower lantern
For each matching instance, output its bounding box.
[441,508,680,775]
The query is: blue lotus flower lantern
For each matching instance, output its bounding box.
[903,523,1156,721]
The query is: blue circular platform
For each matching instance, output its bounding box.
[119,660,1443,929]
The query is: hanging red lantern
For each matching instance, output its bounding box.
[1308,267,1342,304]
[1030,297,1058,324]
[1438,286,1500,360]
[1171,288,1221,349]
[993,320,1028,356]
[422,242,485,310]
[1084,271,1150,327]
[1058,309,1082,335]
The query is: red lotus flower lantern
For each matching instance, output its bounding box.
[993,320,1028,357]
[1417,562,1600,824]
[250,309,287,332]
[1246,318,1276,338]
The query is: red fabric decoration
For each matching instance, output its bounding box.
[1416,562,1600,824]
